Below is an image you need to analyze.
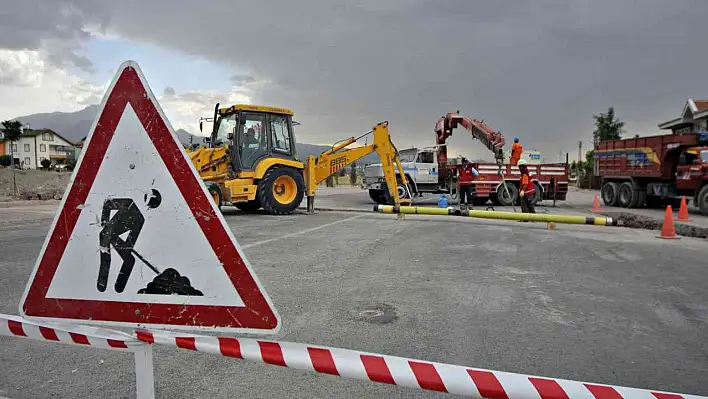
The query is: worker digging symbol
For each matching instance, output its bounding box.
[97,188,203,296]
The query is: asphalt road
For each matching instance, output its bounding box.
[1,193,708,398]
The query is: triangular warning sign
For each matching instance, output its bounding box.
[18,60,280,334]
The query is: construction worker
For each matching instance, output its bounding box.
[517,159,536,214]
[510,137,523,166]
[457,158,479,210]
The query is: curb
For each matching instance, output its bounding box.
[597,211,708,239]
[559,202,708,239]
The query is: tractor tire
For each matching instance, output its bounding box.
[258,166,305,215]
[496,182,518,206]
[235,199,261,212]
[207,183,223,211]
[601,182,619,206]
[618,182,634,208]
[696,185,708,216]
[368,189,387,204]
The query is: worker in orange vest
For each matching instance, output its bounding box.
[457,158,480,210]
[517,159,536,214]
[510,137,523,166]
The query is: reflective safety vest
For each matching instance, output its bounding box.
[520,171,536,197]
[458,166,479,185]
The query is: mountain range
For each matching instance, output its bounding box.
[9,105,381,165]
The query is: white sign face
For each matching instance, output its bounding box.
[45,104,245,307]
[19,61,280,334]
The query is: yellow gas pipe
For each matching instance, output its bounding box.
[373,205,618,227]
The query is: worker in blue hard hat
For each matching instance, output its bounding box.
[510,136,523,166]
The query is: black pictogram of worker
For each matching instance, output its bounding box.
[97,189,162,293]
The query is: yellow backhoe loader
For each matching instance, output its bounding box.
[186,103,411,215]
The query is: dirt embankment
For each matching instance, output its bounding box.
[0,168,71,200]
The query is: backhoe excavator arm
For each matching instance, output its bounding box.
[434,112,506,166]
[304,121,411,212]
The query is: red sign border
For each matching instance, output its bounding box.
[19,63,279,333]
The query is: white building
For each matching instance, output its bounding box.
[658,98,708,133]
[1,128,76,170]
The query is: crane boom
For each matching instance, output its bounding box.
[434,112,506,166]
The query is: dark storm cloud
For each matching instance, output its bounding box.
[3,0,708,158]
[230,74,257,85]
[0,0,106,72]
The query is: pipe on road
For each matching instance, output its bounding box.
[373,205,618,227]
[373,205,456,216]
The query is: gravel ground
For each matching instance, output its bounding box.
[0,168,71,199]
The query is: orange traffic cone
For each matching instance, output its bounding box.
[591,193,602,212]
[677,196,691,222]
[658,205,679,239]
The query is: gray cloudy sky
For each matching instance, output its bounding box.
[2,0,708,160]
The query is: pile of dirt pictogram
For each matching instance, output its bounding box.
[137,268,203,296]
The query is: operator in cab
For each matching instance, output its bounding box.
[457,158,480,210]
[510,137,523,166]
[517,159,536,214]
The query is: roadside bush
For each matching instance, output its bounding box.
[41,159,51,169]
[0,154,10,167]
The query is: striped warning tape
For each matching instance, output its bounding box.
[135,328,705,399]
[0,314,143,351]
[0,313,703,398]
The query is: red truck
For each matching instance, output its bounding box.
[363,112,569,206]
[594,132,708,215]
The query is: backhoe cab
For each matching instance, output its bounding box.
[188,103,411,215]
[190,103,306,215]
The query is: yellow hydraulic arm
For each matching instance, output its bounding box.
[304,121,411,213]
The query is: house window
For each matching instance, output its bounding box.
[24,143,30,152]
[24,157,31,166]
[11,144,17,152]
[42,132,54,141]
[40,144,47,152]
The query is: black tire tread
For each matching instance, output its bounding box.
[618,182,633,208]
[601,182,620,207]
[258,166,305,215]
[697,185,708,216]
[207,183,223,211]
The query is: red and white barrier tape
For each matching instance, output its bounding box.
[136,329,705,399]
[0,314,143,351]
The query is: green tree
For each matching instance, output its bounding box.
[592,107,624,144]
[584,150,595,175]
[350,161,357,186]
[1,120,23,195]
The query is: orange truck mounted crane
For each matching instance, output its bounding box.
[363,111,569,207]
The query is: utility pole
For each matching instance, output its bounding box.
[577,141,582,177]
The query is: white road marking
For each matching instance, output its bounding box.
[241,214,366,249]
